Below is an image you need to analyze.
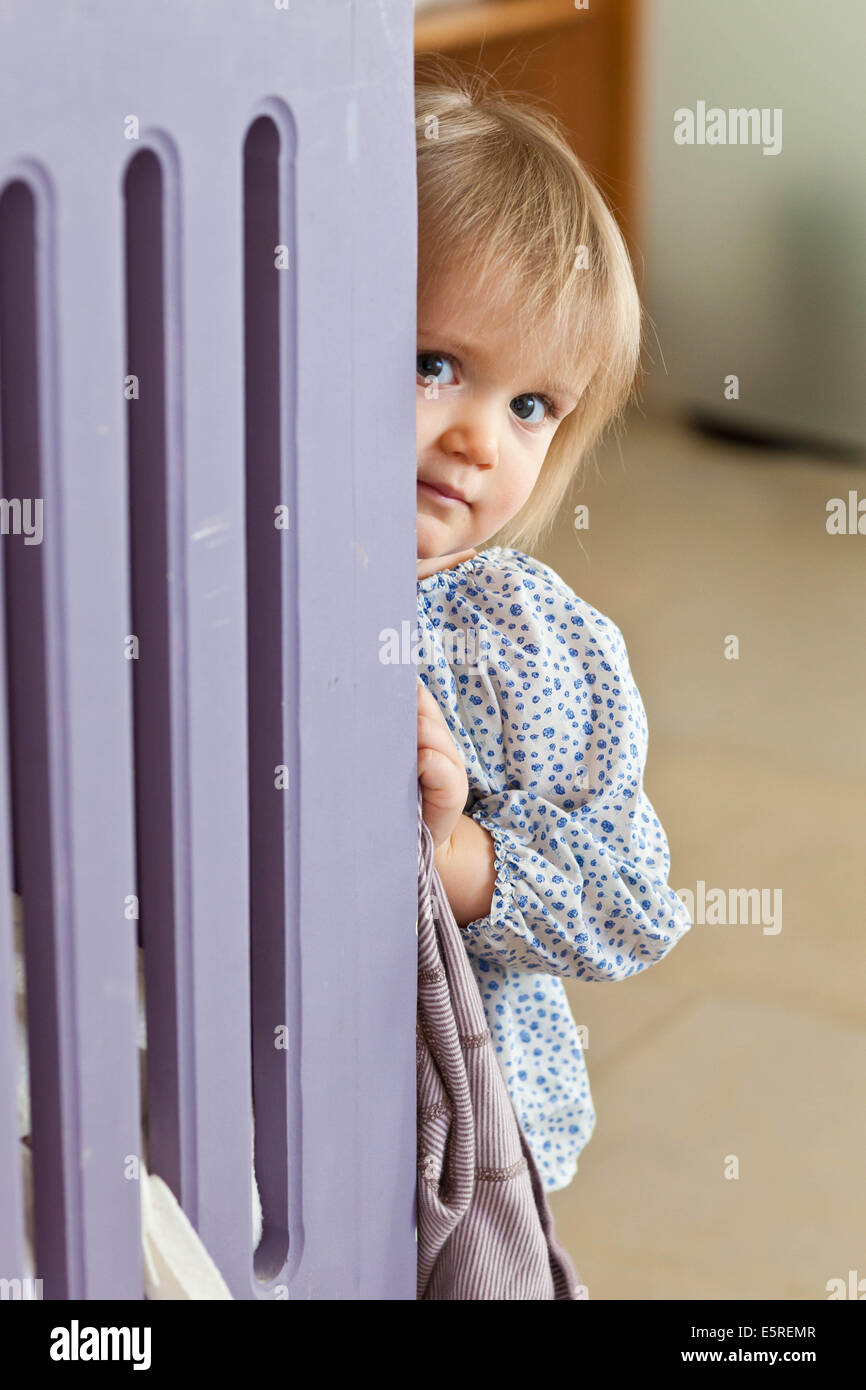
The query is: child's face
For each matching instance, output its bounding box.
[416,265,583,559]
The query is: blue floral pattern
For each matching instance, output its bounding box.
[417,547,692,1190]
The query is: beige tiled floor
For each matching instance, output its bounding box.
[538,411,866,1300]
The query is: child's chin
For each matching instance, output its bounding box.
[416,513,459,560]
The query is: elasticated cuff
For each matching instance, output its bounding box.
[458,809,524,944]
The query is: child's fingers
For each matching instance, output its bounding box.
[416,679,443,720]
[417,746,461,797]
[417,711,462,765]
[417,683,462,761]
[417,681,468,844]
[417,680,467,816]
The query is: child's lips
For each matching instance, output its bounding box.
[418,480,469,508]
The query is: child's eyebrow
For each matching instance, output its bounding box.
[418,328,580,405]
[417,329,482,361]
[537,378,580,406]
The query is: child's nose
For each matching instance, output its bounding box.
[438,419,498,469]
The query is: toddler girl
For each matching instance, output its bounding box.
[415,61,692,1194]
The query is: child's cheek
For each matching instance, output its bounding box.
[416,395,450,471]
[509,464,541,516]
[416,391,432,454]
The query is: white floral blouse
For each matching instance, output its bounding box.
[416,547,692,1191]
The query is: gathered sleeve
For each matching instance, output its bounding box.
[456,560,692,980]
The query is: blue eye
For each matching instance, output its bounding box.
[417,351,456,385]
[510,393,551,426]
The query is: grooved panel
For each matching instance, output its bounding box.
[0,0,417,1300]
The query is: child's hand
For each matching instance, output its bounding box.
[417,679,469,851]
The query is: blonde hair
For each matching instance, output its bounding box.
[415,57,643,551]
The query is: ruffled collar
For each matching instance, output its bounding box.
[416,546,505,593]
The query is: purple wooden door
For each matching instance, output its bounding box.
[0,0,417,1299]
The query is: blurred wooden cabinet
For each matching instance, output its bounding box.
[415,0,641,263]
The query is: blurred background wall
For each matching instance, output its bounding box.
[642,0,866,452]
[415,0,866,1301]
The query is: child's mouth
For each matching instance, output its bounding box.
[418,481,469,508]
